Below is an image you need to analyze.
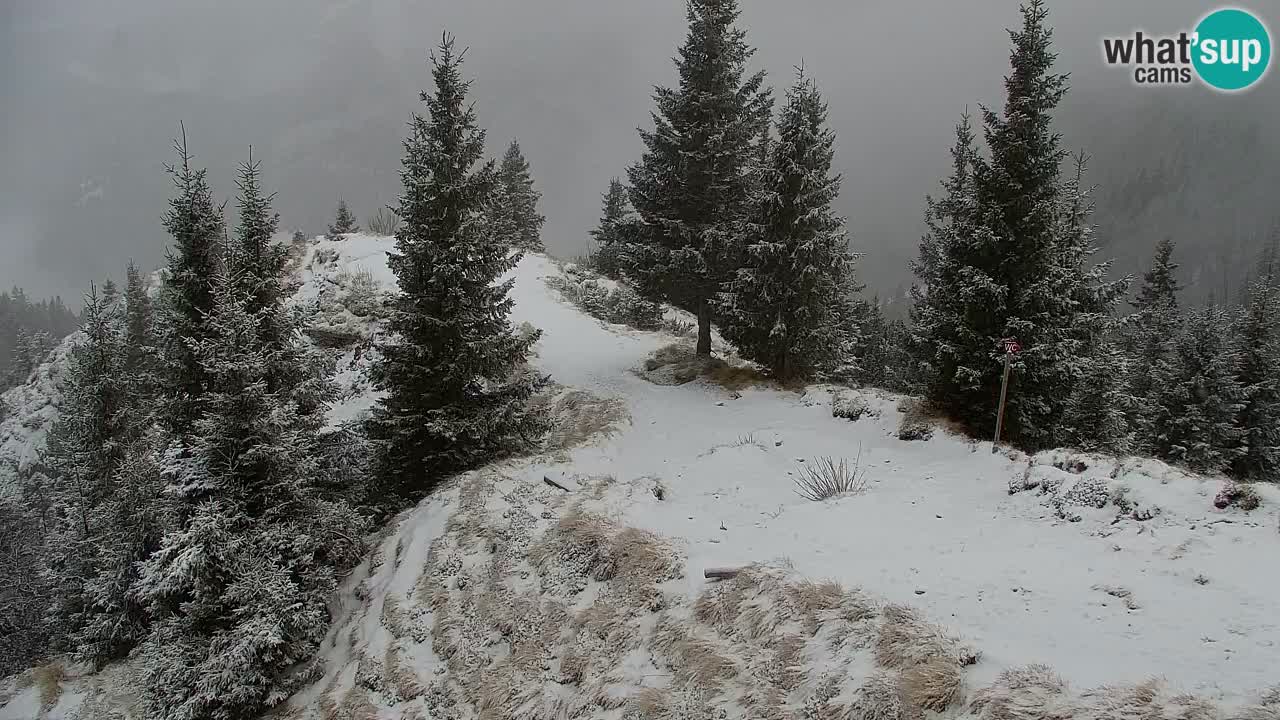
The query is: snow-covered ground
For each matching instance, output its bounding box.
[4,234,1278,719]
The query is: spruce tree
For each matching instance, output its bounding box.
[326,200,358,240]
[1150,305,1245,472]
[589,177,632,279]
[69,432,166,666]
[42,285,130,661]
[159,127,225,427]
[1231,243,1280,480]
[910,1,1124,448]
[369,34,547,501]
[1124,238,1182,444]
[910,112,984,409]
[627,0,772,356]
[718,69,860,382]
[231,149,285,336]
[498,139,546,252]
[1059,338,1136,454]
[137,262,361,720]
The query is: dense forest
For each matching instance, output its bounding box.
[0,289,78,395]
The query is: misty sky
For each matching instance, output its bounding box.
[0,0,1263,304]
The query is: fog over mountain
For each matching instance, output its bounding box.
[3,0,1276,304]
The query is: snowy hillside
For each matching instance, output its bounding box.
[3,234,1279,720]
[0,333,78,494]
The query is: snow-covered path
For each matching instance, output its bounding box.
[504,252,1279,703]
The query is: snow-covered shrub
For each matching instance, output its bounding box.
[793,455,867,501]
[1058,477,1111,509]
[897,399,935,441]
[546,273,663,331]
[578,280,609,315]
[604,285,663,330]
[339,267,382,318]
[831,390,870,421]
[1215,481,1261,511]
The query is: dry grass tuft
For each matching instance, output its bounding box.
[1241,688,1280,720]
[638,341,773,390]
[776,634,808,692]
[380,593,410,639]
[645,341,697,370]
[320,687,379,720]
[841,671,908,720]
[383,643,424,702]
[705,362,771,392]
[650,616,738,690]
[875,604,976,669]
[969,665,1074,720]
[532,506,680,589]
[534,387,631,451]
[794,452,869,501]
[32,660,65,712]
[901,657,964,712]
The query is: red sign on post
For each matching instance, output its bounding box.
[1002,338,1021,354]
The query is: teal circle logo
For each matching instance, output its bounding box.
[1192,8,1271,91]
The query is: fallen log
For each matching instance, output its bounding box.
[543,476,572,492]
[703,567,744,580]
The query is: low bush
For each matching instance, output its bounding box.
[547,274,664,331]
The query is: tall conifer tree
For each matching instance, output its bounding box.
[627,0,772,355]
[497,139,546,252]
[369,34,547,501]
[159,127,224,428]
[718,69,859,381]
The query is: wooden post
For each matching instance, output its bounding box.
[992,350,1012,454]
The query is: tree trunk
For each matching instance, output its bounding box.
[696,300,712,356]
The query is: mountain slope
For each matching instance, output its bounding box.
[3,235,1279,720]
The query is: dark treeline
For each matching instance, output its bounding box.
[0,289,78,395]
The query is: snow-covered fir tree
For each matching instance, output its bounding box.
[718,69,860,382]
[1124,237,1182,444]
[1150,304,1245,473]
[0,494,54,675]
[910,112,984,409]
[136,262,361,720]
[158,129,225,428]
[589,177,633,279]
[910,1,1124,448]
[1231,242,1280,480]
[68,431,167,666]
[326,199,358,240]
[231,150,286,340]
[627,0,772,356]
[852,299,913,393]
[497,139,546,252]
[1059,338,1136,454]
[42,285,131,661]
[369,34,547,501]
